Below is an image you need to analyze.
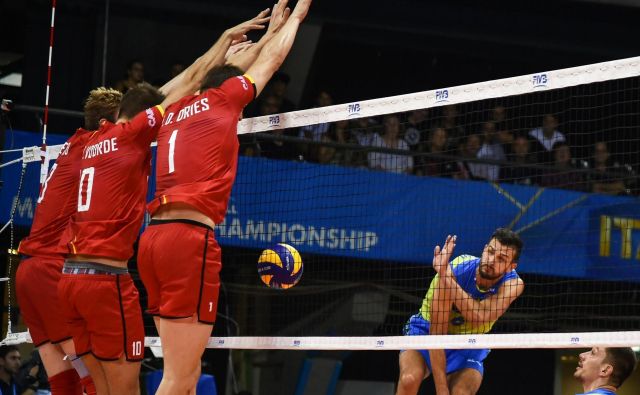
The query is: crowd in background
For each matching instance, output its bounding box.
[113,61,638,196]
[238,75,639,196]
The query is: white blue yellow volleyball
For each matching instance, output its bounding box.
[257,243,303,289]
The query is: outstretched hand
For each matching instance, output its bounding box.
[433,235,456,274]
[266,0,292,36]
[227,8,272,41]
[225,40,254,61]
[289,0,312,21]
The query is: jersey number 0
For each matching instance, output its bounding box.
[77,167,95,212]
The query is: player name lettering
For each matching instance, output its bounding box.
[83,137,119,159]
[165,98,210,125]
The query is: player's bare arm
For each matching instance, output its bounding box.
[227,0,292,71]
[159,8,271,107]
[246,0,312,96]
[442,272,524,324]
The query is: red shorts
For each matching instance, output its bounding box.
[58,272,145,362]
[138,219,221,324]
[16,256,71,347]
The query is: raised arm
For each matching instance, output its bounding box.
[227,0,291,72]
[441,270,524,325]
[244,0,312,97]
[159,9,271,108]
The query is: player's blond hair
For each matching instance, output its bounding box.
[83,87,122,130]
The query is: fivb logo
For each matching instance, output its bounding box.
[348,103,361,116]
[435,89,449,103]
[532,73,548,89]
[268,114,281,128]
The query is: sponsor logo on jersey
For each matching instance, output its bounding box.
[237,76,249,91]
[146,108,157,127]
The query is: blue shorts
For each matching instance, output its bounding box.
[402,313,490,376]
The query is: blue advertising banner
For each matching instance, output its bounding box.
[3,130,640,281]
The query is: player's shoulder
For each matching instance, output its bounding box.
[451,254,479,267]
[217,75,255,97]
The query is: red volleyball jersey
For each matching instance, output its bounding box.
[18,129,93,258]
[148,75,255,223]
[61,105,164,260]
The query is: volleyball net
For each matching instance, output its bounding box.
[1,56,640,350]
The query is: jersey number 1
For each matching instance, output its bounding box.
[168,129,178,173]
[77,167,95,212]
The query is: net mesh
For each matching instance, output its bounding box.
[2,56,640,349]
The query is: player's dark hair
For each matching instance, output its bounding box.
[605,347,638,388]
[491,228,523,261]
[200,65,244,92]
[0,345,18,359]
[119,83,165,120]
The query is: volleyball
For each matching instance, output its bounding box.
[257,243,303,289]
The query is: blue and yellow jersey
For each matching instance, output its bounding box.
[419,254,519,334]
[577,389,616,395]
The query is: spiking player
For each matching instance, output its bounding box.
[574,347,637,395]
[56,13,271,395]
[396,228,525,395]
[137,0,312,393]
[17,88,121,395]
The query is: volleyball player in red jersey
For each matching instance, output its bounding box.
[56,13,272,395]
[138,1,312,393]
[16,88,121,395]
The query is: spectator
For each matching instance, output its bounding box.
[490,105,507,130]
[403,109,429,151]
[419,127,449,177]
[500,135,538,185]
[314,133,338,165]
[268,71,296,113]
[539,142,586,191]
[330,120,357,166]
[258,93,282,116]
[0,345,35,395]
[249,94,300,160]
[169,62,185,79]
[441,104,465,149]
[338,118,373,168]
[492,106,514,156]
[16,350,49,395]
[299,91,333,141]
[256,129,302,161]
[114,59,145,93]
[529,114,566,164]
[589,141,629,195]
[0,346,20,394]
[351,116,377,147]
[368,114,413,174]
[452,133,482,180]
[474,121,506,181]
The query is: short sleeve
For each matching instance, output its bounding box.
[125,105,165,146]
[218,75,257,111]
